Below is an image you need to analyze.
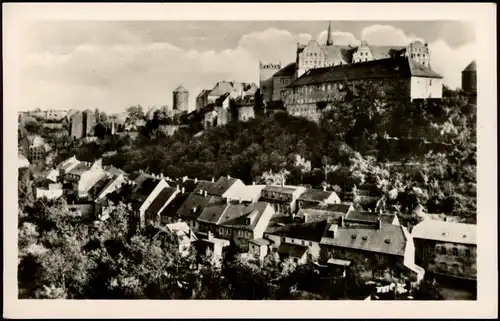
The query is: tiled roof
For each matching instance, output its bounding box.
[411,219,476,245]
[197,203,229,224]
[165,222,197,243]
[278,243,308,258]
[145,187,178,214]
[294,208,346,224]
[91,175,113,197]
[462,60,476,72]
[322,45,351,65]
[218,202,271,231]
[193,180,215,194]
[274,62,296,77]
[297,188,338,202]
[206,177,241,197]
[287,56,442,88]
[176,193,225,221]
[269,220,329,243]
[320,223,408,257]
[105,166,126,176]
[159,192,188,218]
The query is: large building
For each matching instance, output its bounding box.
[411,219,477,281]
[173,85,189,112]
[283,56,443,122]
[260,22,433,106]
[461,60,477,96]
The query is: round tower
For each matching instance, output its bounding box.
[173,85,189,112]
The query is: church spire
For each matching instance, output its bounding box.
[326,21,333,46]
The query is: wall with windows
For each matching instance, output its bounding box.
[410,76,443,99]
[272,75,294,102]
[352,42,375,63]
[297,41,327,78]
[264,232,321,262]
[415,239,477,280]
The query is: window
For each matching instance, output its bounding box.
[439,262,447,270]
[465,249,471,257]
[309,241,313,246]
[452,247,459,256]
[282,237,286,243]
[429,79,433,86]
[238,230,244,237]
[440,246,447,255]
[301,240,305,246]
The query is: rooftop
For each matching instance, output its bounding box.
[278,243,308,258]
[176,193,225,220]
[173,85,188,93]
[249,238,271,246]
[297,188,339,202]
[165,222,197,243]
[274,62,297,77]
[462,60,476,72]
[320,222,408,257]
[218,202,271,231]
[145,187,178,214]
[411,219,476,245]
[287,56,443,88]
[263,185,299,194]
[68,162,91,176]
[345,211,397,224]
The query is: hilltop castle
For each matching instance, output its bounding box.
[259,21,432,106]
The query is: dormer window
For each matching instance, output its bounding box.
[246,218,251,225]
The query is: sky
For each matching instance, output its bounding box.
[17,20,476,113]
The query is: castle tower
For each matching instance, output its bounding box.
[326,21,333,46]
[259,61,281,105]
[173,85,189,112]
[461,60,477,96]
[406,41,431,67]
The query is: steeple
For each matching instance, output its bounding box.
[326,21,333,46]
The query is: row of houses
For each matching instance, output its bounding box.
[50,159,473,284]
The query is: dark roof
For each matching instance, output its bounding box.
[145,187,178,214]
[218,202,271,231]
[175,178,205,194]
[250,238,271,246]
[287,56,443,88]
[278,243,308,258]
[274,62,296,77]
[294,208,346,225]
[297,188,338,202]
[176,193,224,221]
[205,177,241,197]
[320,223,408,257]
[91,175,113,196]
[193,180,215,194]
[197,203,229,224]
[197,89,211,98]
[132,176,159,197]
[267,220,328,242]
[262,185,298,194]
[159,192,189,218]
[215,93,231,105]
[462,60,476,72]
[345,211,396,224]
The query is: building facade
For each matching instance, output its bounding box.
[411,220,477,280]
[259,62,282,104]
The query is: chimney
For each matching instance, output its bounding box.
[339,216,344,227]
[212,177,215,183]
[252,181,255,185]
[226,198,230,204]
[281,180,284,188]
[376,218,381,230]
[160,173,164,179]
[303,213,308,223]
[227,175,231,179]
[208,231,213,240]
[199,189,203,195]
[176,185,180,191]
[183,176,188,182]
[181,187,185,194]
[323,185,327,192]
[195,177,198,183]
[203,190,207,197]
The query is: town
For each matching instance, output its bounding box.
[17,22,478,301]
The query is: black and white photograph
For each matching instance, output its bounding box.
[3,2,497,319]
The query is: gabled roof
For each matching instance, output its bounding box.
[145,187,178,214]
[207,177,241,196]
[268,220,329,243]
[193,180,215,195]
[411,219,476,245]
[287,56,442,88]
[263,185,299,194]
[218,202,271,231]
[320,223,408,257]
[297,188,339,202]
[322,45,352,65]
[197,89,211,98]
[294,207,346,225]
[176,193,224,221]
[197,203,229,225]
[164,222,198,243]
[274,62,297,77]
[208,81,234,97]
[462,60,476,72]
[173,85,188,93]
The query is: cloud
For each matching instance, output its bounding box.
[316,30,360,46]
[428,40,476,89]
[362,24,417,46]
[18,24,475,112]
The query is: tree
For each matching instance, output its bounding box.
[126,105,145,125]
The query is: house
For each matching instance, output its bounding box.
[143,186,180,227]
[283,56,443,123]
[172,192,225,232]
[57,155,81,178]
[296,187,341,209]
[196,89,211,111]
[234,95,256,122]
[63,160,108,201]
[207,81,235,104]
[197,201,275,250]
[295,203,354,222]
[194,232,231,264]
[248,238,272,261]
[162,222,198,257]
[272,62,297,102]
[259,184,306,215]
[194,176,247,200]
[94,174,127,220]
[411,219,476,281]
[319,215,422,282]
[125,172,170,228]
